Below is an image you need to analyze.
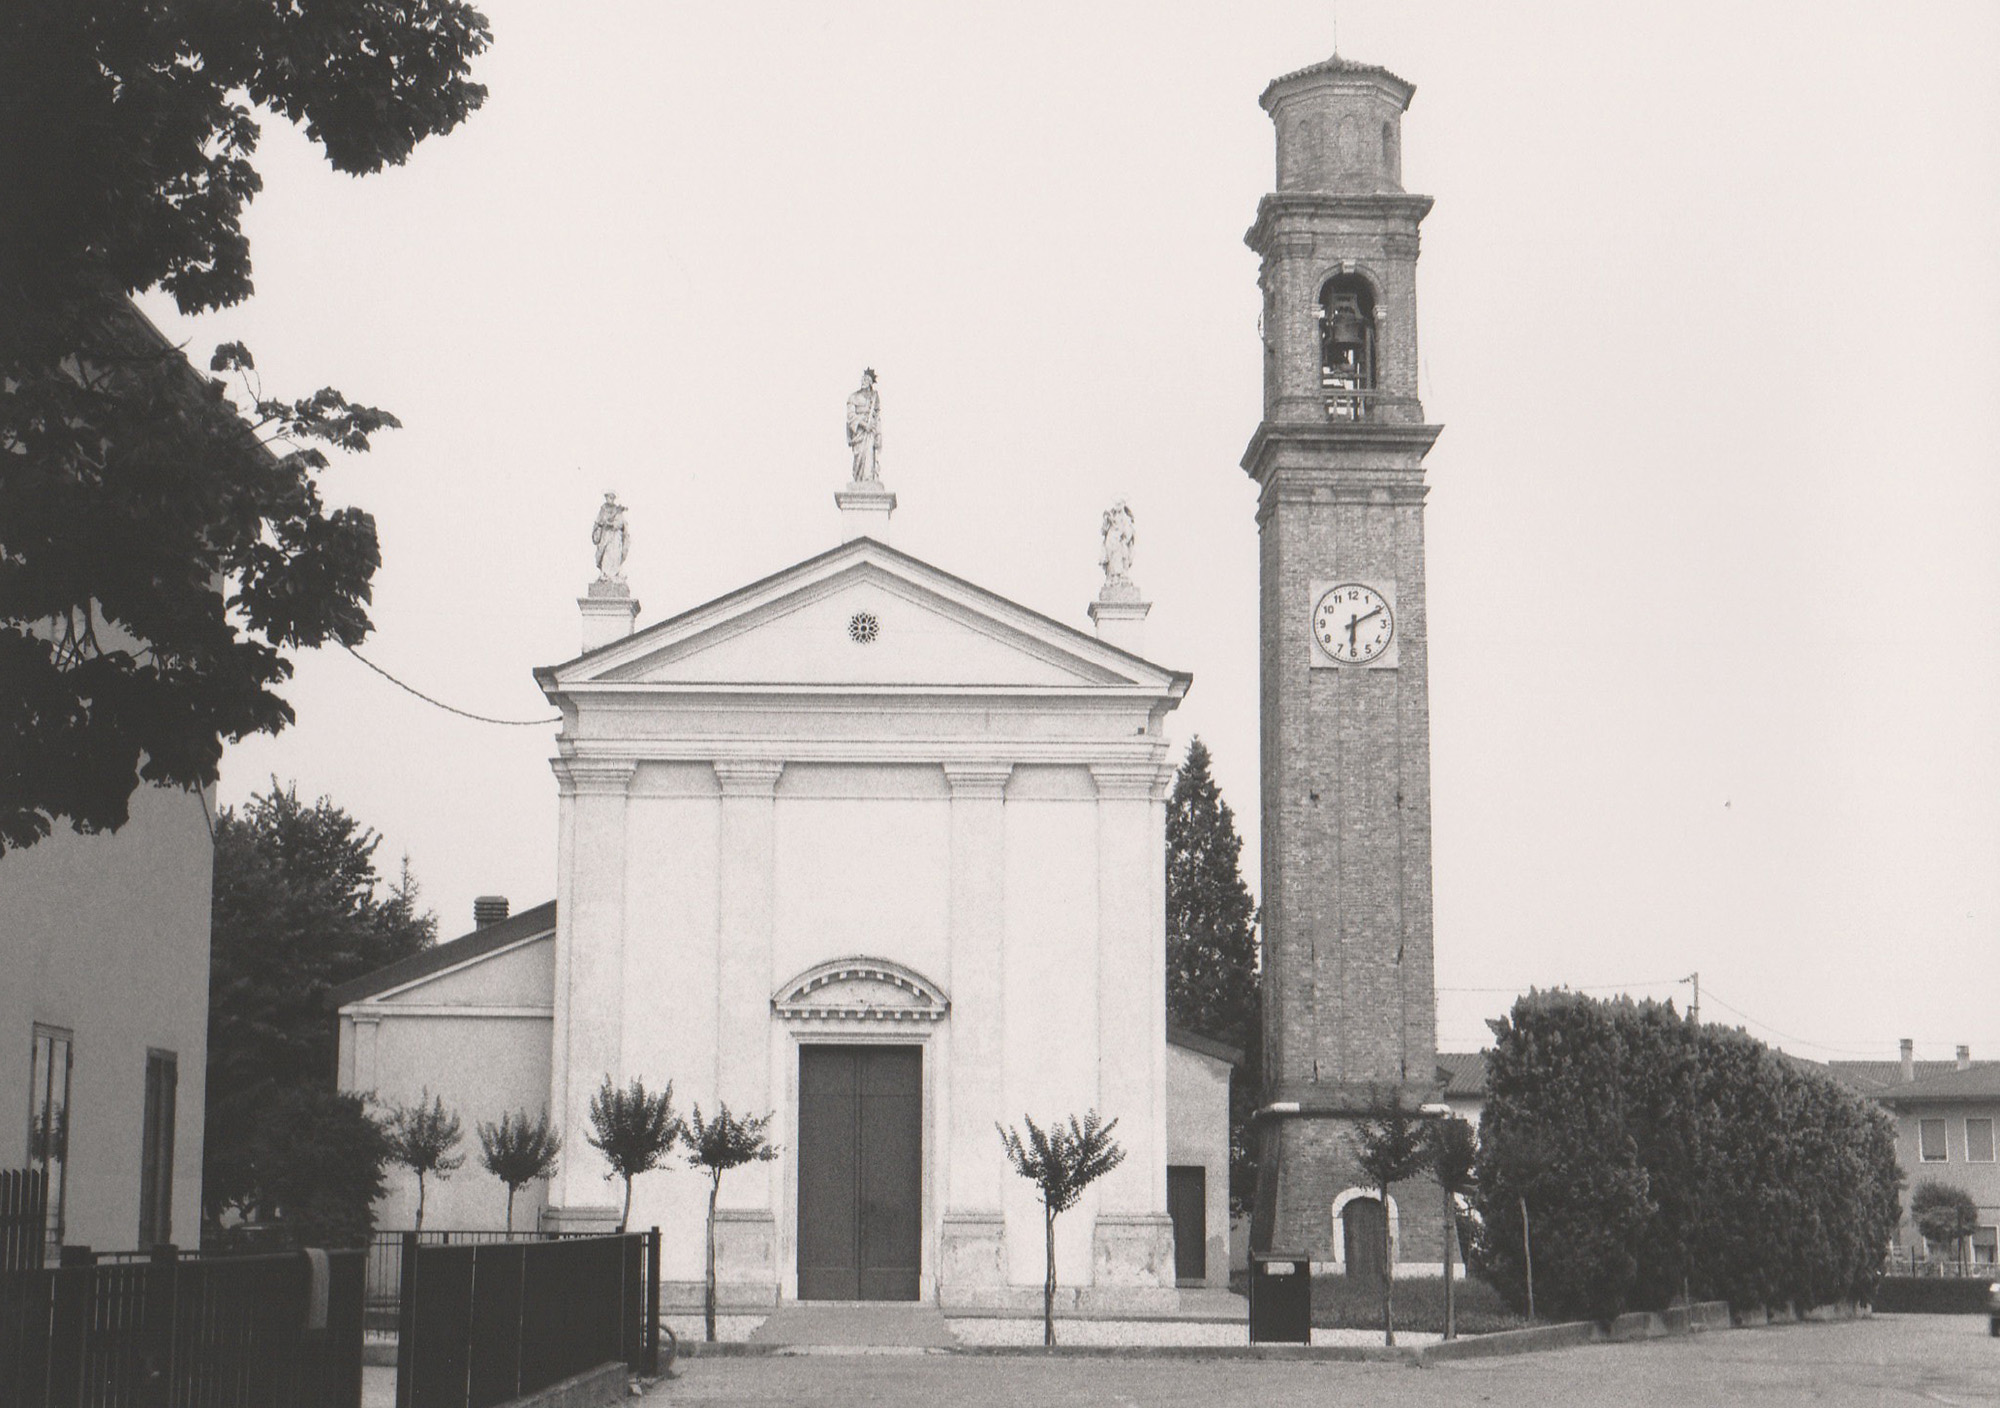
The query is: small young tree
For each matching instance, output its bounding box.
[477,1110,562,1235]
[1426,1114,1479,1340]
[384,1091,465,1233]
[683,1103,779,1343]
[997,1111,1126,1346]
[1350,1095,1431,1347]
[1910,1181,1980,1266]
[587,1077,679,1232]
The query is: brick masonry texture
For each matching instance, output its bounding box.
[1248,63,1442,1262]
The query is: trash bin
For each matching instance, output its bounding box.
[1986,1280,1999,1338]
[1248,1252,1311,1344]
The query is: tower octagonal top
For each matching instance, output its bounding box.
[1260,54,1415,196]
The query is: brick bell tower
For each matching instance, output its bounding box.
[1245,52,1444,1264]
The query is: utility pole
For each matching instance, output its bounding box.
[1683,972,1700,1026]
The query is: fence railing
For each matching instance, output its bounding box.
[1887,1248,1999,1279]
[0,1243,363,1408]
[363,1229,603,1331]
[1,1169,46,1273]
[396,1231,660,1408]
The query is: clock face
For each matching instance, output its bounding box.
[1313,584,1394,664]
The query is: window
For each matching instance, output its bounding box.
[1975,1227,1998,1265]
[1919,1118,1948,1161]
[26,1026,73,1252]
[138,1050,177,1247]
[1966,1117,1995,1163]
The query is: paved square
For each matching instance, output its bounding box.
[642,1317,1996,1407]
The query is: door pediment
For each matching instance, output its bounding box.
[773,958,948,1024]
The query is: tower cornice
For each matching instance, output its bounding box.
[1245,192,1433,251]
[1241,421,1443,484]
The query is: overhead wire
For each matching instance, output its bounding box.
[341,644,561,727]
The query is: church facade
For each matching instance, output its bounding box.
[337,476,1218,1307]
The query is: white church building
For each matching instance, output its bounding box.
[332,453,1238,1308]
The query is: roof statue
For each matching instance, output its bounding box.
[846,369,883,483]
[591,491,630,584]
[1099,499,1138,600]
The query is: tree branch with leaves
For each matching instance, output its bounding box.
[997,1111,1126,1346]
[587,1077,679,1233]
[478,1110,562,1235]
[683,1103,778,1343]
[384,1091,465,1234]
[1350,1093,1431,1347]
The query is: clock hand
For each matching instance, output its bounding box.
[1352,605,1384,626]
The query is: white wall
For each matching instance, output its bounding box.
[1165,1042,1232,1287]
[1,783,211,1251]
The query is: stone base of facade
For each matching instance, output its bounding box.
[1255,1115,1446,1268]
[657,1279,781,1311]
[543,1203,622,1234]
[938,1284,1181,1314]
[714,1207,777,1286]
[1091,1212,1176,1290]
[939,1210,1009,1293]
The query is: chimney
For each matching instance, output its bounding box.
[1899,1038,1915,1083]
[473,895,510,929]
[1958,1045,1972,1071]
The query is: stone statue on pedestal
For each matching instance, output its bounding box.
[1099,500,1137,594]
[846,369,883,483]
[592,492,630,583]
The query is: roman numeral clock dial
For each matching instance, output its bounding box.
[1310,582,1397,667]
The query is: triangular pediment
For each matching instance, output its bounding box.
[540,538,1185,696]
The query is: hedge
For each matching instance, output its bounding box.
[1469,991,1902,1322]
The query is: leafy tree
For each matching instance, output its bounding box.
[997,1111,1126,1347]
[587,1077,679,1233]
[683,1103,779,1343]
[243,1087,390,1249]
[1163,737,1262,1210]
[204,781,434,1229]
[1426,1114,1479,1340]
[1911,1181,1979,1266]
[0,0,491,849]
[478,1110,562,1235]
[384,1091,465,1233]
[1350,1094,1432,1346]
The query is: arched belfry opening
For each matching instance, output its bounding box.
[1318,273,1377,420]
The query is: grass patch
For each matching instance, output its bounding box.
[1309,1272,1526,1334]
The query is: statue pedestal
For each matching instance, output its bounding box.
[835,483,896,543]
[1088,588,1150,655]
[579,581,640,653]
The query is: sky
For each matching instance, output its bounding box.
[141,1,2000,1060]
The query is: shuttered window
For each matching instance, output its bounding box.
[1967,1117,1996,1164]
[1919,1118,1948,1162]
[139,1050,177,1247]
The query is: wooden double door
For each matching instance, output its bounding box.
[796,1045,922,1300]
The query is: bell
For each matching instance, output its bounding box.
[1326,308,1368,350]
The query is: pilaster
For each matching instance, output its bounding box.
[549,758,635,1210]
[940,762,1012,1296]
[1089,760,1175,1294]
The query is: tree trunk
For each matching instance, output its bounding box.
[1442,1184,1456,1341]
[620,1175,633,1234]
[505,1186,516,1237]
[705,1172,721,1343]
[1043,1205,1057,1347]
[1381,1183,1395,1347]
[415,1173,427,1234]
[1520,1195,1535,1321]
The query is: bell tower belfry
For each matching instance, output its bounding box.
[1245,53,1444,1262]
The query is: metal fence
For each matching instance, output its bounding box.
[0,1243,364,1408]
[362,1230,602,1331]
[1,1170,46,1273]
[395,1231,659,1408]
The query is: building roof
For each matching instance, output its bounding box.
[1825,1060,1998,1094]
[326,899,557,1009]
[1435,1051,1487,1097]
[1260,53,1415,110]
[1876,1064,2000,1105]
[1167,1026,1244,1069]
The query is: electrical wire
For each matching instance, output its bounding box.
[341,644,561,727]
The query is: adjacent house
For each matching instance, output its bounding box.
[3,303,232,1257]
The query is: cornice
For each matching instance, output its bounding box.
[551,758,636,797]
[1245,192,1434,252]
[1089,761,1174,802]
[712,760,785,797]
[1242,421,1443,484]
[942,762,1015,799]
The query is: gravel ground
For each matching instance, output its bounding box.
[946,1317,1437,1348]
